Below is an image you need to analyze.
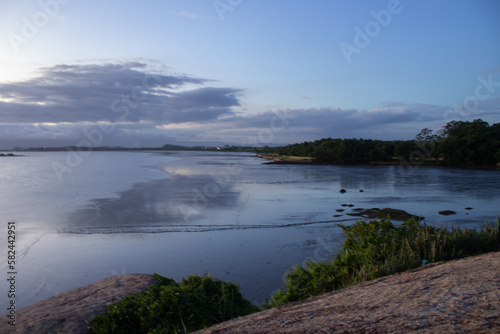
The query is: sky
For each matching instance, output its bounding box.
[0,0,499,149]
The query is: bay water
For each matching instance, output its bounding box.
[1,151,499,312]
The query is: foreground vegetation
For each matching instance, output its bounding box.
[89,274,259,333]
[267,218,500,307]
[88,218,500,332]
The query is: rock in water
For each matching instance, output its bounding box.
[345,208,422,221]
[376,208,424,221]
[438,210,456,216]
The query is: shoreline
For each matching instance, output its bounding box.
[0,153,22,157]
[256,154,500,170]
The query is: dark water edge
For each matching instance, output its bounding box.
[264,158,500,171]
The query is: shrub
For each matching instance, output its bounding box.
[90,274,259,334]
[267,218,500,307]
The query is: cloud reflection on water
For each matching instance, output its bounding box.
[64,171,241,233]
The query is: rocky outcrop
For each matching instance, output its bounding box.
[0,274,157,334]
[343,207,424,221]
[196,252,500,333]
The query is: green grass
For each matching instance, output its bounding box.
[267,218,500,308]
[89,274,259,334]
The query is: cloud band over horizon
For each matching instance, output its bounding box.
[0,61,499,150]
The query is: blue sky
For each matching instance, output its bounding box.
[0,0,499,149]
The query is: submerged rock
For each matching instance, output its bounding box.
[439,210,457,216]
[345,207,423,221]
[346,208,379,218]
[376,208,424,221]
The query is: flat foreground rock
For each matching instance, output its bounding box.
[196,252,500,333]
[0,274,157,334]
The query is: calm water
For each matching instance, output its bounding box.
[1,151,499,312]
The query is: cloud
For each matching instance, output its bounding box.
[1,61,499,150]
[191,102,500,145]
[2,102,499,149]
[0,62,241,124]
[177,11,203,20]
[221,107,421,133]
[297,95,311,100]
[381,99,500,125]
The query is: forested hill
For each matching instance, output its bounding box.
[277,119,500,166]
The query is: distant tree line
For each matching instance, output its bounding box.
[13,143,280,153]
[277,119,500,166]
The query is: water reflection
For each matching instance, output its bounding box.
[64,172,241,233]
[62,151,500,234]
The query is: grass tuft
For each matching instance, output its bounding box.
[267,217,500,308]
